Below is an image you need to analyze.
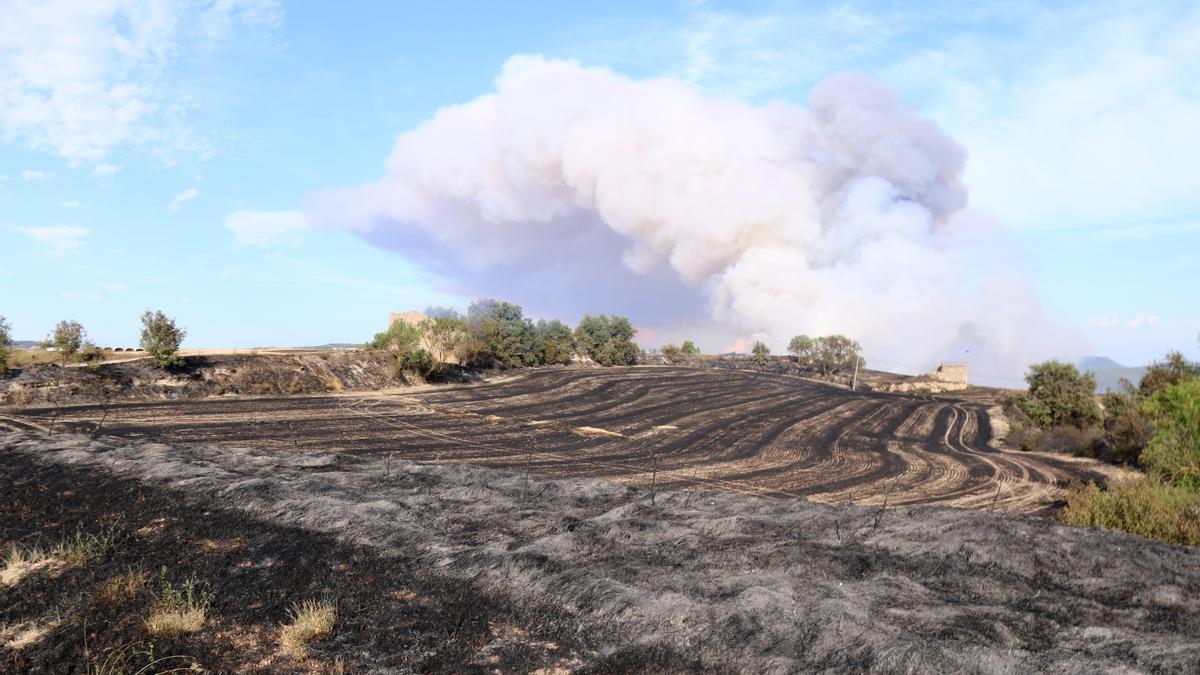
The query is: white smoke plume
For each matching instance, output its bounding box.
[308,55,1075,379]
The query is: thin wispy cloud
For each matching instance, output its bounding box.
[1089,312,1161,329]
[19,225,91,256]
[21,170,52,180]
[167,187,200,212]
[225,209,307,246]
[0,0,282,166]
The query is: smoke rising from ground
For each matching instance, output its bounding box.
[308,55,1073,378]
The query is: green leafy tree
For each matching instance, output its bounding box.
[751,340,770,367]
[536,319,575,365]
[0,315,10,373]
[420,316,468,368]
[139,310,187,368]
[1015,360,1102,429]
[812,335,862,379]
[368,320,420,352]
[661,343,684,364]
[574,314,638,366]
[1139,351,1200,396]
[466,299,539,368]
[1140,379,1200,489]
[788,335,815,364]
[680,340,700,356]
[50,320,85,364]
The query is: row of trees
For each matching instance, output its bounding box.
[0,312,186,371]
[368,300,639,377]
[658,335,863,377]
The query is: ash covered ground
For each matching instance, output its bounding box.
[2,431,1197,672]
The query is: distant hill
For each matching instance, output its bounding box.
[10,340,40,349]
[1077,356,1125,371]
[1076,356,1147,393]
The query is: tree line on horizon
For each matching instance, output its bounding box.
[657,333,863,381]
[366,299,639,377]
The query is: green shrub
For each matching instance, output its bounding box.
[402,348,435,376]
[1014,360,1101,429]
[79,342,105,363]
[139,310,186,368]
[661,344,684,364]
[680,340,700,356]
[751,340,770,367]
[1140,379,1200,489]
[368,320,420,352]
[1100,388,1154,463]
[1060,478,1200,546]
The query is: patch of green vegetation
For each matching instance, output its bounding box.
[1061,478,1200,546]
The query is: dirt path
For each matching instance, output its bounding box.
[8,367,1121,515]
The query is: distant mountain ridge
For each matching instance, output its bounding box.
[1077,355,1126,371]
[1077,356,1146,393]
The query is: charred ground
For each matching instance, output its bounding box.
[6,366,1125,515]
[2,432,1197,673]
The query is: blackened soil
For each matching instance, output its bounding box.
[0,450,597,673]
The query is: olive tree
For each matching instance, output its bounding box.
[811,335,862,379]
[420,316,468,368]
[681,340,700,356]
[140,310,186,368]
[50,320,85,364]
[574,314,638,366]
[536,319,575,365]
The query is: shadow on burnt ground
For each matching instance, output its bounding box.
[0,450,698,673]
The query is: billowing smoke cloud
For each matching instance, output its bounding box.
[308,55,1076,379]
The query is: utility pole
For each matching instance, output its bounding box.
[851,355,860,391]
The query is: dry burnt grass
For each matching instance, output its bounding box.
[3,431,1200,673]
[10,367,1121,515]
[0,444,593,673]
[0,351,468,406]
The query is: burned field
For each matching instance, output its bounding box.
[2,432,1198,672]
[7,366,1118,515]
[3,367,1198,671]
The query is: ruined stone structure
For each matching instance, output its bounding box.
[880,362,969,394]
[389,310,428,327]
[930,362,969,385]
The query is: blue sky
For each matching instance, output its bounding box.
[1,0,1197,371]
